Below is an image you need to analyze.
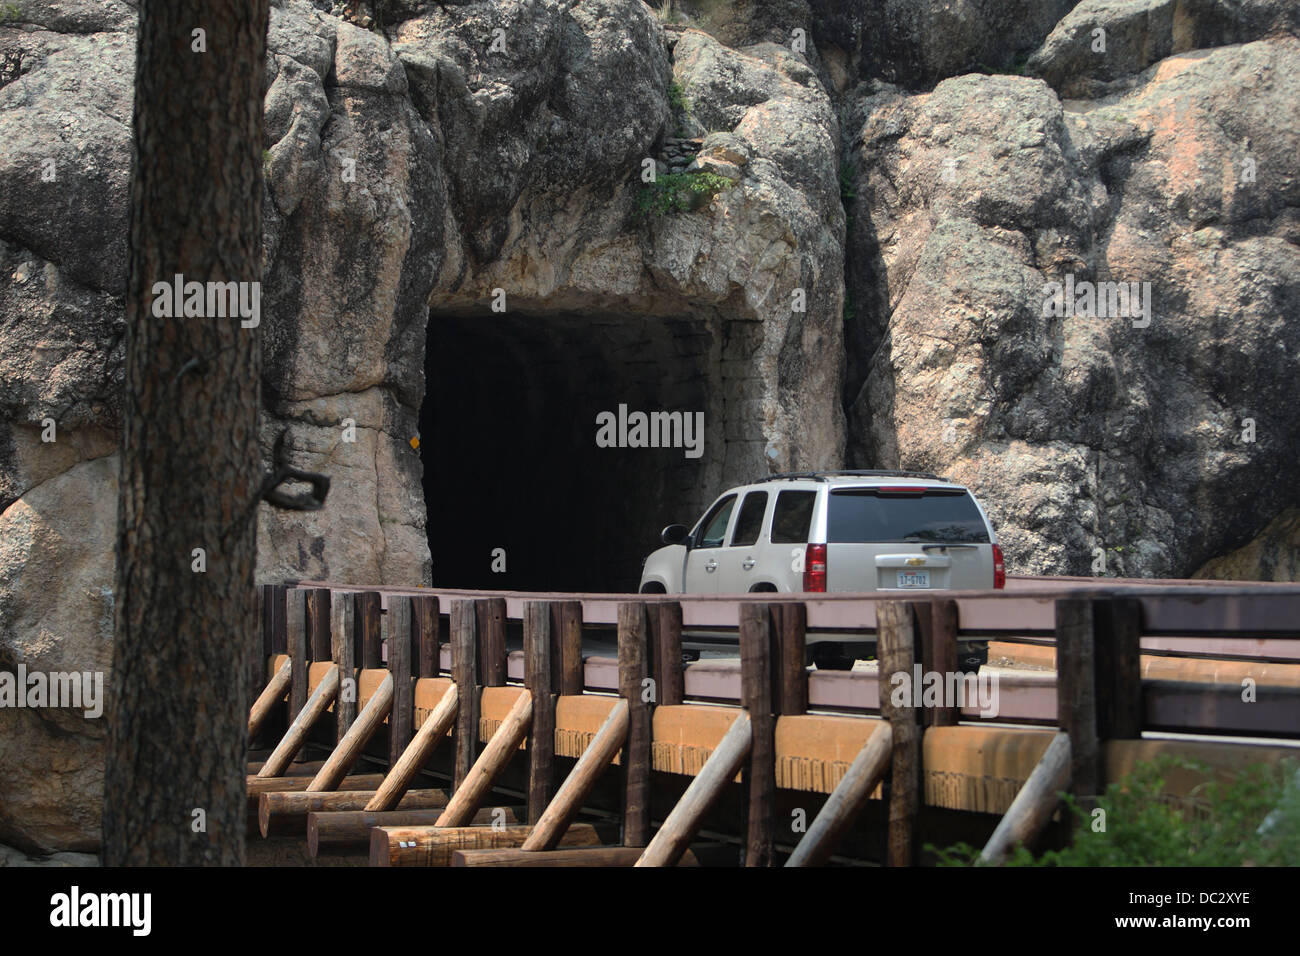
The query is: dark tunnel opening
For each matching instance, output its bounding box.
[422,309,751,593]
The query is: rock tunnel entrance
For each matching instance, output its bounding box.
[421,309,764,592]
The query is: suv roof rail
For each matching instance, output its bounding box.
[754,469,951,483]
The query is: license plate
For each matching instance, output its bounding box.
[897,570,930,589]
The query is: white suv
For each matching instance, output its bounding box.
[639,469,1004,607]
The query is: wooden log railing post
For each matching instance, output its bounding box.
[260,787,450,839]
[287,587,308,739]
[247,771,383,797]
[979,732,1072,864]
[365,682,458,812]
[306,588,332,664]
[414,595,440,680]
[451,599,480,791]
[355,595,450,814]
[1056,598,1099,811]
[913,597,958,726]
[258,583,288,753]
[635,712,752,867]
[257,664,341,778]
[477,596,507,688]
[307,672,394,792]
[774,602,808,717]
[740,603,776,867]
[388,596,415,768]
[927,598,960,727]
[332,590,357,740]
[553,601,584,696]
[656,601,685,707]
[248,658,293,740]
[355,590,382,670]
[522,699,630,851]
[312,805,522,856]
[524,600,556,823]
[371,821,609,867]
[878,600,918,867]
[785,723,893,867]
[436,688,533,827]
[618,601,653,847]
[1094,596,1142,740]
[251,585,268,709]
[266,584,288,659]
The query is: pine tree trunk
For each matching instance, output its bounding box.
[104,0,270,866]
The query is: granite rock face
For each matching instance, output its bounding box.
[1193,508,1300,581]
[842,36,1300,576]
[0,0,1296,852]
[1027,0,1300,98]
[0,0,846,850]
[806,0,1081,92]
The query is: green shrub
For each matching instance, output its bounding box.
[930,756,1300,866]
[667,80,690,113]
[635,171,733,220]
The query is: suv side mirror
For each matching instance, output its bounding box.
[661,524,690,546]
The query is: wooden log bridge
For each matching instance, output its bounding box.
[242,581,1300,866]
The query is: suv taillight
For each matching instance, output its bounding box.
[992,544,1005,589]
[803,543,827,592]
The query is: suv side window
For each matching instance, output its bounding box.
[694,495,737,549]
[771,490,816,543]
[729,491,769,547]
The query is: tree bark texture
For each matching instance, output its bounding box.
[104,0,269,866]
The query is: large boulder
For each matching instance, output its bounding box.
[0,455,116,854]
[258,1,440,586]
[1028,0,1300,98]
[1194,508,1300,581]
[843,37,1300,576]
[0,26,133,294]
[808,0,1080,92]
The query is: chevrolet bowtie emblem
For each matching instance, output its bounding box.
[906,557,925,566]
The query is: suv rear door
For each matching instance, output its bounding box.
[824,486,993,591]
[716,489,770,593]
[768,488,819,592]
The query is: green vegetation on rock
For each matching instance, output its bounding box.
[931,756,1300,866]
[635,170,733,220]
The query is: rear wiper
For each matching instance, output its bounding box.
[896,536,979,549]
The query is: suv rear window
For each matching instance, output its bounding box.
[730,491,768,547]
[828,489,990,544]
[771,490,816,543]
